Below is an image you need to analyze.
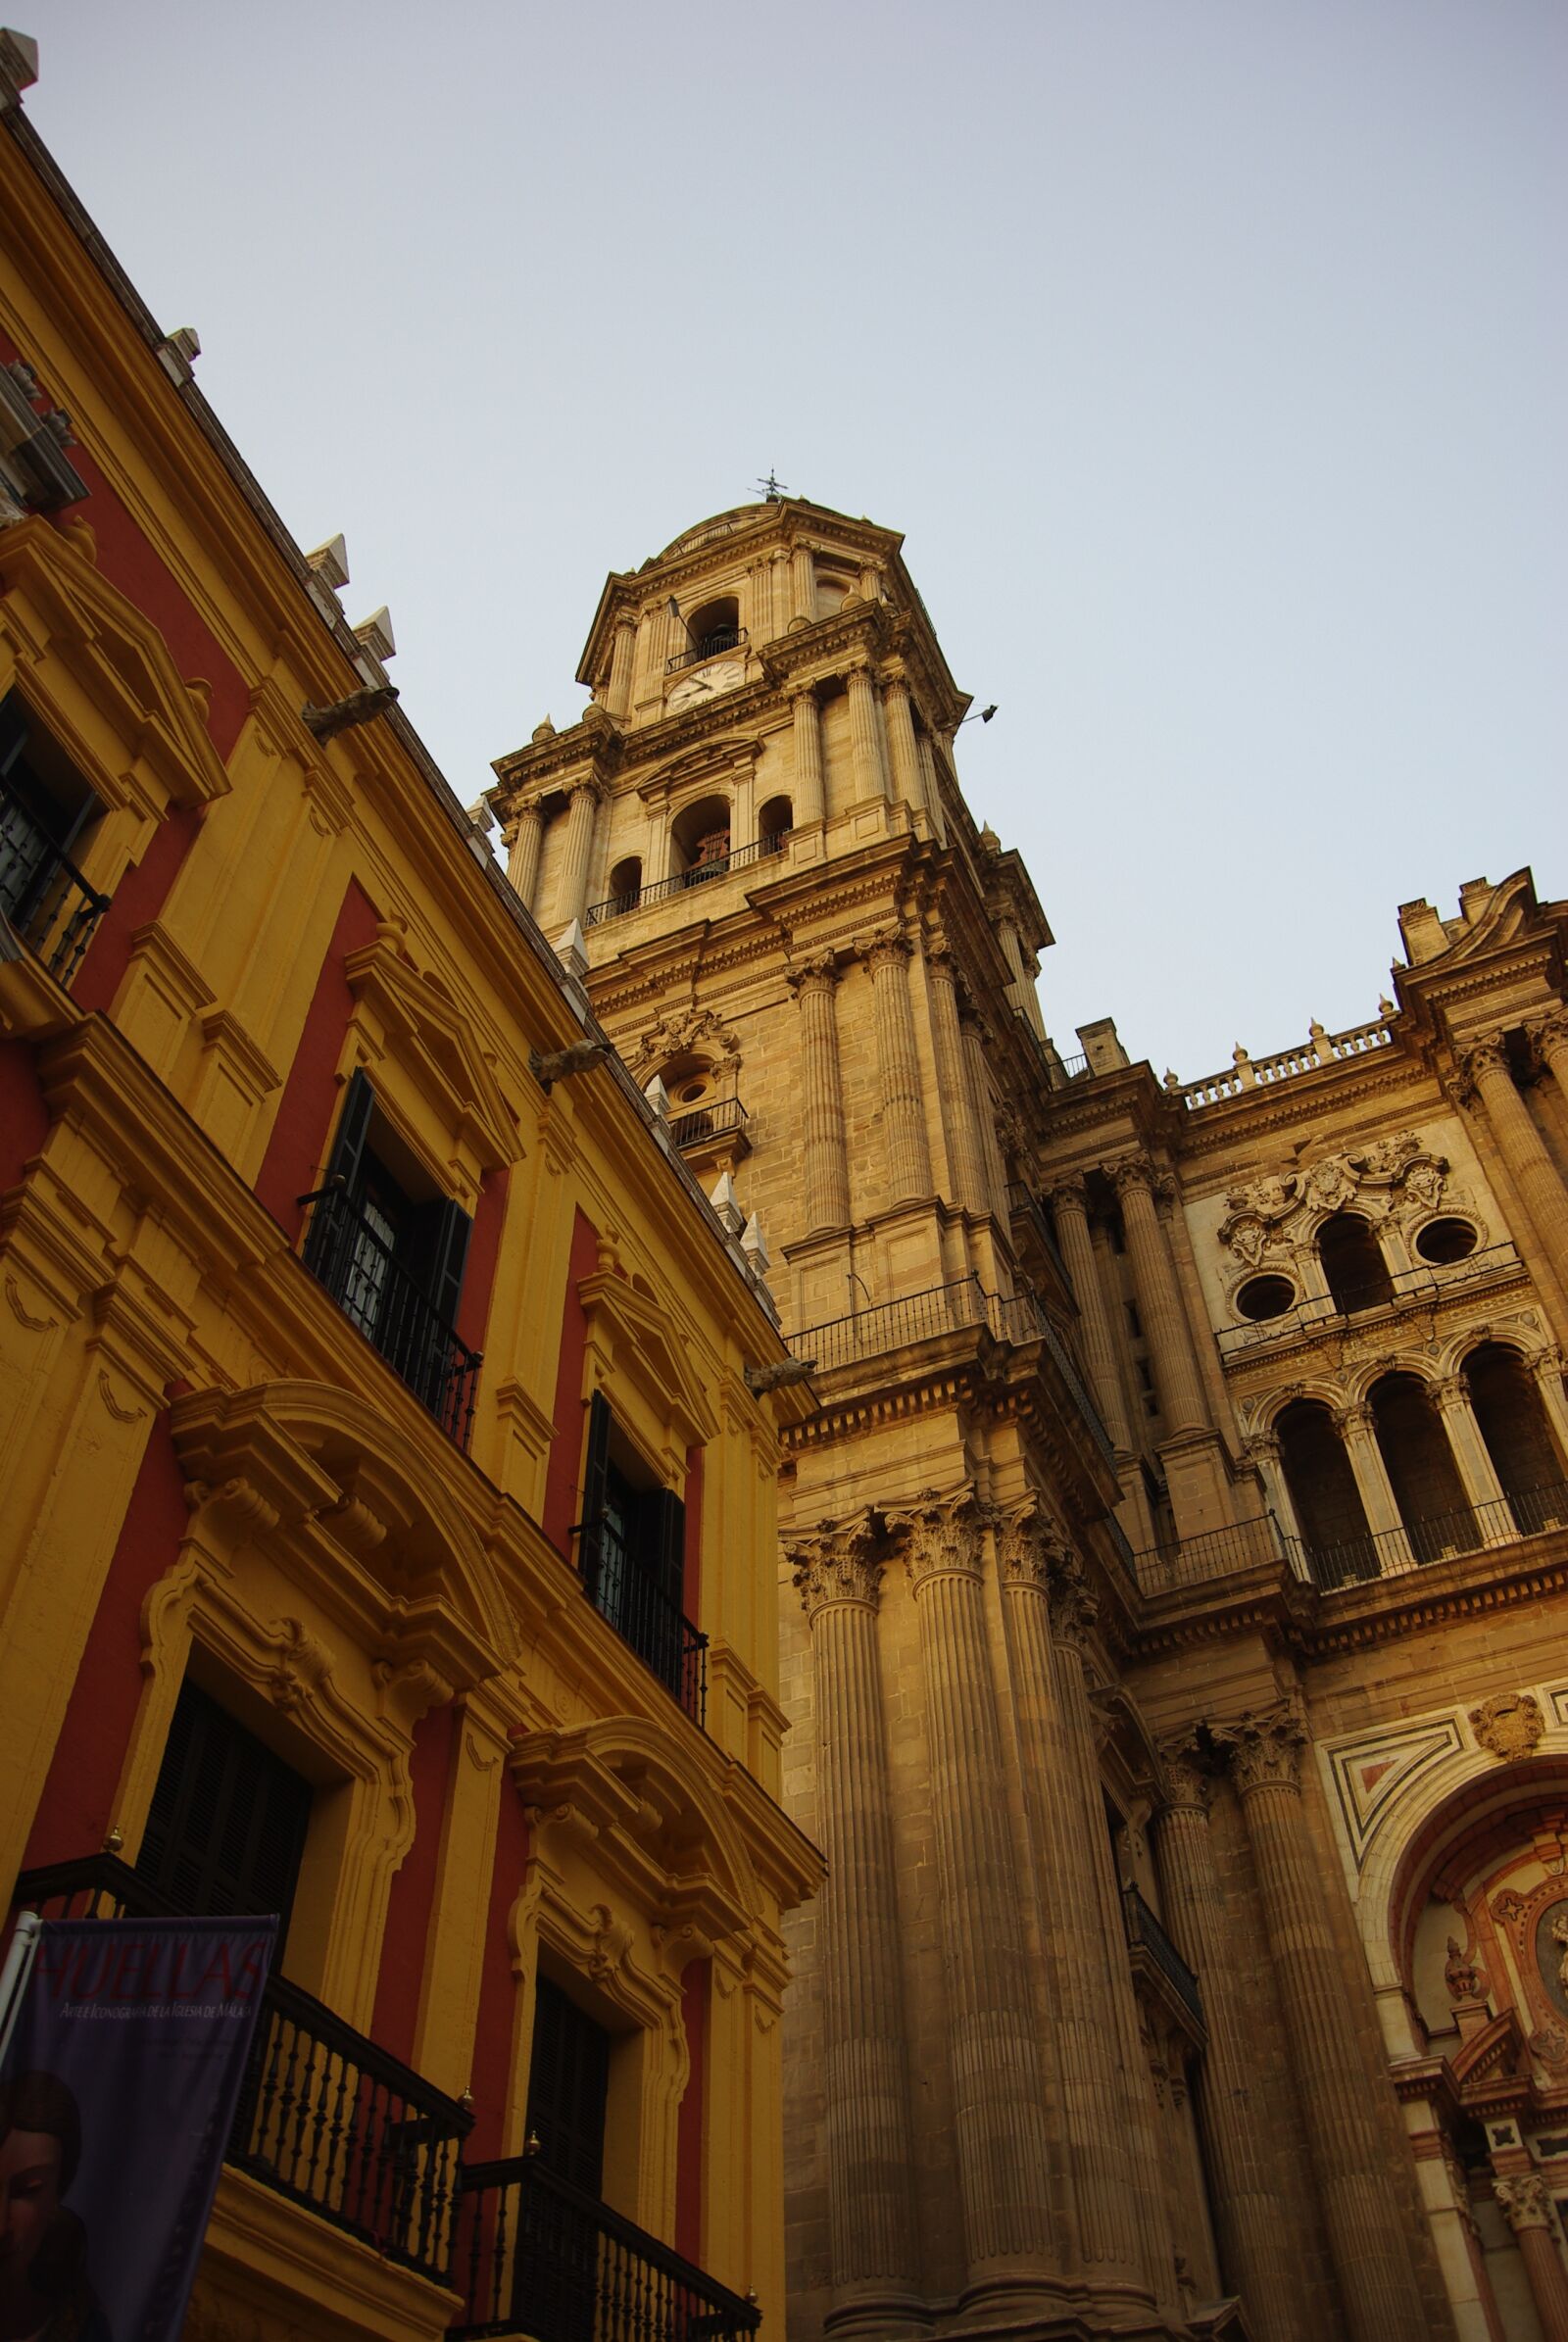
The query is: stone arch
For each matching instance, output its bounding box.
[1317,1208,1395,1312]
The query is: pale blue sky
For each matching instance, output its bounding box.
[17,0,1564,1081]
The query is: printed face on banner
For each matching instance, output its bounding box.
[0,1917,276,2342]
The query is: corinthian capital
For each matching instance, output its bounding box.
[1458,1034,1510,1085]
[1527,1004,1568,1064]
[1046,1541,1099,1645]
[1040,1171,1089,1213]
[1494,2171,1554,2232]
[787,1514,880,1621]
[859,927,911,974]
[1157,1734,1212,1814]
[786,951,840,998]
[888,1487,985,1592]
[1106,1152,1154,1198]
[996,1497,1070,1591]
[1219,1698,1307,1795]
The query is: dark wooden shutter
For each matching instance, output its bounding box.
[305,1067,376,1277]
[0,697,28,780]
[576,1391,613,1591]
[416,1194,471,1330]
[647,1487,686,1615]
[137,1679,312,1945]
[526,1976,610,2195]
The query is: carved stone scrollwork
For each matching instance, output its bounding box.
[786,951,840,998]
[1106,1152,1153,1197]
[888,1487,984,1593]
[860,928,911,974]
[1494,2171,1555,2232]
[1220,1699,1307,1796]
[995,1498,1075,1593]
[1040,1170,1089,1213]
[1469,1689,1546,1764]
[1046,1540,1099,1645]
[1460,1035,1511,1086]
[1158,1735,1212,1814]
[787,1514,881,1622]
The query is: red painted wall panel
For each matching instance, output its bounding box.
[0,1039,49,1190]
[252,877,380,1238]
[23,1405,186,1867]
[467,1778,531,2158]
[456,1166,509,1357]
[542,1206,599,1559]
[370,1700,459,2065]
[675,1958,710,2263]
[72,803,204,1013]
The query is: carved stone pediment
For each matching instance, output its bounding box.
[343,929,520,1172]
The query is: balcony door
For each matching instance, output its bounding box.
[135,1678,313,1948]
[518,1977,612,2342]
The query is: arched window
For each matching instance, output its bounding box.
[607,854,642,915]
[1275,1398,1377,1585]
[1463,1343,1568,1534]
[670,793,732,883]
[683,597,742,662]
[1368,1372,1476,1563]
[758,794,793,852]
[1317,1212,1394,1314]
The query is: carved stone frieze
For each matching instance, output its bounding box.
[888,1486,985,1592]
[1469,1689,1545,1764]
[787,1514,880,1620]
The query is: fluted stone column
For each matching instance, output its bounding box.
[1494,2171,1568,2342]
[1046,1176,1132,1451]
[865,933,932,1203]
[791,685,826,826]
[997,1509,1149,2302]
[1431,1377,1511,1536]
[555,778,602,930]
[881,676,924,814]
[1461,1035,1568,1298]
[926,948,989,1215]
[790,955,851,1232]
[1333,1402,1412,1569]
[847,663,891,804]
[1155,1742,1305,2342]
[915,733,948,843]
[1110,1156,1208,1436]
[792,542,817,623]
[769,548,793,640]
[506,802,544,912]
[606,617,637,719]
[789,1521,923,2323]
[959,1004,1009,1227]
[1223,1702,1429,2342]
[891,1492,1056,2302]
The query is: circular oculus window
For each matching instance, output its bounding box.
[1415,1217,1478,1265]
[1235,1273,1296,1323]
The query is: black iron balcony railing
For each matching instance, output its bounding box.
[1121,1883,1204,2031]
[581,1550,708,1727]
[667,1097,748,1153]
[454,2153,760,2342]
[1131,1512,1294,1595]
[300,1183,481,1447]
[1005,1181,1070,1286]
[665,626,749,674]
[583,833,790,928]
[0,780,111,985]
[1216,1242,1526,1355]
[12,1856,470,2283]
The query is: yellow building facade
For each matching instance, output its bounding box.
[0,45,817,2342]
[492,490,1568,2342]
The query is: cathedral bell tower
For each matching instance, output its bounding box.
[490,500,1195,2335]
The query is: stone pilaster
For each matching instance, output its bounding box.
[847,663,890,805]
[958,1002,1008,1228]
[997,1508,1150,2304]
[789,956,851,1233]
[1458,1035,1568,1321]
[1223,1701,1430,2341]
[555,777,602,930]
[791,541,816,623]
[606,616,637,719]
[505,801,543,912]
[864,933,932,1205]
[1154,1740,1306,2342]
[915,732,947,842]
[791,685,826,826]
[880,676,924,815]
[769,548,793,640]
[789,1519,923,2323]
[926,949,989,1215]
[891,1491,1057,2300]
[1493,2171,1568,2342]
[1109,1155,1208,1437]
[1045,1176,1132,1451]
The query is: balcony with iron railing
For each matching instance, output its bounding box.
[665,626,749,674]
[11,1855,470,2285]
[580,1548,709,1728]
[1216,1242,1527,1357]
[300,1183,481,1447]
[584,832,790,929]
[667,1097,748,1154]
[0,777,111,986]
[454,2153,760,2342]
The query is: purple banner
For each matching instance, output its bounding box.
[0,1915,275,2342]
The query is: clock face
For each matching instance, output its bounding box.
[666,659,744,714]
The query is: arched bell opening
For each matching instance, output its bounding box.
[1463,1342,1568,1535]
[670,793,732,882]
[1318,1211,1395,1313]
[1275,1397,1377,1585]
[1368,1371,1476,1565]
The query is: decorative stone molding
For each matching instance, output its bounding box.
[1468,1689,1545,1763]
[1494,2171,1555,2232]
[1444,1935,1488,2004]
[1221,1699,1307,1795]
[1158,1735,1212,1814]
[787,1515,881,1620]
[1046,1540,1099,1646]
[888,1487,985,1591]
[631,1003,743,1080]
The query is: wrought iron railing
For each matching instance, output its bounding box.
[1129,1482,1568,1596]
[0,778,111,985]
[581,1552,708,1727]
[668,1097,748,1152]
[1131,1512,1294,1595]
[300,1184,481,1446]
[1121,1883,1204,2030]
[1049,1050,1090,1087]
[665,626,749,674]
[1005,1181,1070,1285]
[1216,1243,1526,1354]
[454,2154,760,2342]
[11,1856,470,2282]
[584,832,790,928]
